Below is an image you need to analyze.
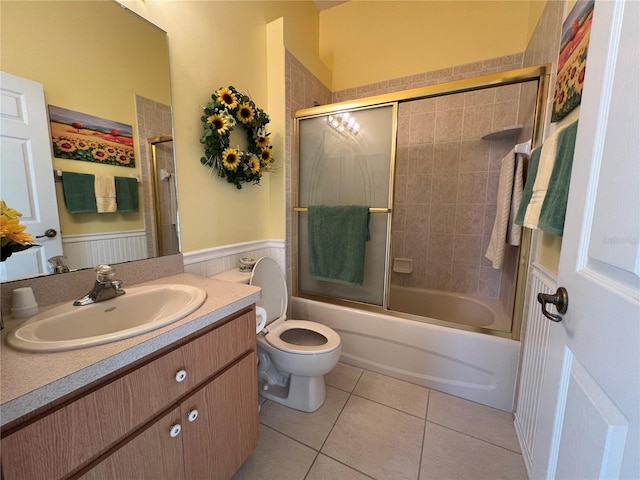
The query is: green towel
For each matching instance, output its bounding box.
[115,176,139,213]
[539,120,579,236]
[308,205,370,286]
[61,172,97,214]
[514,146,542,226]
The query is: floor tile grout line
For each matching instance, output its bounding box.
[425,419,523,455]
[312,388,379,480]
[302,451,321,480]
[258,416,322,453]
[316,388,355,453]
[348,391,428,421]
[417,390,433,480]
[310,369,377,479]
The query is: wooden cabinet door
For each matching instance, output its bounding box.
[182,352,258,480]
[79,406,185,480]
[1,346,188,480]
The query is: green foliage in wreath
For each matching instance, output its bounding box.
[200,86,274,189]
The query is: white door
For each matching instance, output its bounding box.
[531,1,639,478]
[1,71,63,281]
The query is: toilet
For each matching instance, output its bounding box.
[250,257,341,412]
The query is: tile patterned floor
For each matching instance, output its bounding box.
[233,363,527,480]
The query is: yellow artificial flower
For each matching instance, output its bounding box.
[249,155,260,174]
[1,215,35,245]
[0,200,22,220]
[222,148,240,171]
[255,134,271,148]
[260,147,273,166]
[237,103,255,124]
[207,114,229,134]
[216,87,238,110]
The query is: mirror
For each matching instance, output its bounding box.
[0,1,177,282]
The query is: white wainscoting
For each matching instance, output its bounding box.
[62,230,148,271]
[182,239,285,279]
[514,263,556,475]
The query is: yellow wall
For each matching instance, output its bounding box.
[267,18,287,240]
[1,1,171,235]
[119,1,325,251]
[319,1,532,91]
[527,0,548,41]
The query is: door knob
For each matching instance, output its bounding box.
[36,229,57,239]
[537,287,568,323]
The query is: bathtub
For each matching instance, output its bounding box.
[388,285,512,332]
[291,296,520,412]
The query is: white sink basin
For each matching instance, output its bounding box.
[7,284,207,353]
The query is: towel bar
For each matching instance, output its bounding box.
[54,169,140,183]
[294,207,390,213]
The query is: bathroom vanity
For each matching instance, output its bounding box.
[0,274,261,480]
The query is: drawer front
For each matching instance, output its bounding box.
[2,346,188,480]
[182,310,255,389]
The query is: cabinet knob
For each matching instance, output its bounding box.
[169,424,182,438]
[175,370,187,382]
[187,409,199,422]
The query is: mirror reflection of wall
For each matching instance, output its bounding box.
[0,0,174,281]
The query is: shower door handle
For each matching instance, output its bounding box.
[537,287,568,323]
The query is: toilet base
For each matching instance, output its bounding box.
[259,374,326,412]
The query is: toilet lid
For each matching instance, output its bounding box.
[265,320,341,354]
[250,257,287,326]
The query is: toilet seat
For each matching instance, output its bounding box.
[265,320,341,355]
[251,257,341,355]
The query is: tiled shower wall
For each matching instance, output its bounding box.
[391,83,526,297]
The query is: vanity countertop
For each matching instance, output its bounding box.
[0,273,261,428]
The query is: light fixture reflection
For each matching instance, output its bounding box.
[327,112,360,137]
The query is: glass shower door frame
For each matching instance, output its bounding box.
[292,65,551,339]
[293,102,398,308]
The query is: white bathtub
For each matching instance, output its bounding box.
[291,296,520,412]
[388,285,512,332]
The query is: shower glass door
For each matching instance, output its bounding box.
[297,104,395,305]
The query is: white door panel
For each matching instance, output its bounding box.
[1,71,63,281]
[531,1,639,479]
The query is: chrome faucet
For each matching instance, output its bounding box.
[74,265,125,306]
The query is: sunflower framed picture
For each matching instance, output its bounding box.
[200,86,274,189]
[551,0,594,122]
[48,105,136,167]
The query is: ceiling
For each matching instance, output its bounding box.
[312,0,350,11]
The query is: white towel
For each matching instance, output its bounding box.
[522,124,566,228]
[507,153,524,246]
[94,174,116,213]
[485,148,516,268]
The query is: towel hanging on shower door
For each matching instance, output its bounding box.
[308,205,370,286]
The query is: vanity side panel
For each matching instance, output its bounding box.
[1,346,188,480]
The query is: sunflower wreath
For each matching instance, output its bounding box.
[200,86,274,189]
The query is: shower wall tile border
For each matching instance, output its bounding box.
[332,53,524,104]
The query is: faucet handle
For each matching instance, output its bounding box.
[95,264,116,282]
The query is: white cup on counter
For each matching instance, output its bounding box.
[11,287,39,319]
